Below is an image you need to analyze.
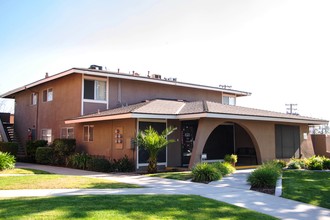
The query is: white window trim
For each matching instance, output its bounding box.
[42,88,53,102]
[41,129,52,143]
[31,93,37,105]
[61,127,74,139]
[83,125,94,142]
[222,95,236,106]
[136,119,168,169]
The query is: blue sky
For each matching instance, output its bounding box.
[0,0,329,122]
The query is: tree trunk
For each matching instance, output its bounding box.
[148,154,158,173]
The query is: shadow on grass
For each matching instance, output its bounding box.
[282,170,330,209]
[0,195,276,220]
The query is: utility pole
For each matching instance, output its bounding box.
[286,104,298,115]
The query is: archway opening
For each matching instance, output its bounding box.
[202,123,258,165]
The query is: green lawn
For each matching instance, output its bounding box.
[147,171,193,180]
[282,170,330,209]
[0,175,140,189]
[0,195,277,220]
[0,168,50,174]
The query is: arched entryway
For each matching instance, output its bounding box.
[202,122,259,165]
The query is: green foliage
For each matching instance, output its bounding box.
[35,147,54,165]
[0,151,16,170]
[287,161,301,169]
[307,156,323,170]
[323,157,330,170]
[0,142,18,156]
[113,155,135,172]
[273,159,287,168]
[136,126,176,173]
[224,154,237,165]
[212,162,235,176]
[247,161,281,188]
[51,139,76,165]
[86,156,112,172]
[67,152,92,170]
[26,140,48,161]
[192,163,222,183]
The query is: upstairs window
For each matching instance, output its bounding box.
[84,79,106,101]
[31,93,38,105]
[61,127,74,139]
[222,96,236,105]
[42,88,53,102]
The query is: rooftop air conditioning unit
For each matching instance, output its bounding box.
[152,74,162,79]
[89,65,103,70]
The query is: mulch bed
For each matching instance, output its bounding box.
[250,187,275,195]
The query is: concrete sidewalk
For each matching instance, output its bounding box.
[0,162,329,220]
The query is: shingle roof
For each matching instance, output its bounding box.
[66,99,328,125]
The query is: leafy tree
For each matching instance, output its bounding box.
[137,126,176,173]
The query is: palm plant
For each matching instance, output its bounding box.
[137,126,176,173]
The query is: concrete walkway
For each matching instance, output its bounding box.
[1,163,329,220]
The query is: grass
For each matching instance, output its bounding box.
[0,168,50,174]
[146,171,193,180]
[0,175,140,189]
[0,195,277,220]
[282,170,330,209]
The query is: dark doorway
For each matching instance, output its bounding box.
[181,120,198,166]
[203,124,234,160]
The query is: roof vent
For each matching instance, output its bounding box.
[89,65,103,70]
[152,74,162,79]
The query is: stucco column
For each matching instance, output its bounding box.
[188,118,225,169]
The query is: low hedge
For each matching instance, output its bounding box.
[26,140,48,161]
[35,147,54,165]
[192,163,222,183]
[212,162,235,176]
[51,139,76,165]
[247,161,281,188]
[0,142,18,156]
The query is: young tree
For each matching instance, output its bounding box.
[137,126,176,173]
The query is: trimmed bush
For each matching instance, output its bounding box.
[307,156,323,170]
[113,155,135,172]
[67,152,91,170]
[247,162,281,188]
[274,159,287,169]
[0,151,16,170]
[192,163,222,183]
[51,139,76,165]
[212,162,235,176]
[224,154,237,166]
[287,161,301,169]
[87,156,112,172]
[323,157,330,170]
[35,147,54,165]
[26,140,48,161]
[0,142,18,156]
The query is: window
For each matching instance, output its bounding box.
[83,125,94,142]
[84,79,106,101]
[42,88,53,102]
[222,96,236,105]
[31,93,37,105]
[61,127,74,139]
[275,125,300,158]
[41,129,52,143]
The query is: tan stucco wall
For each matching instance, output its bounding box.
[311,134,330,157]
[14,73,82,145]
[78,119,137,161]
[188,118,314,168]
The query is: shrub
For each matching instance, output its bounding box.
[247,162,281,188]
[273,159,287,169]
[113,155,135,172]
[224,154,238,165]
[307,156,323,170]
[0,151,16,170]
[26,140,48,161]
[212,162,235,176]
[288,158,307,169]
[35,147,54,165]
[51,139,76,165]
[0,142,18,156]
[287,161,301,169]
[323,157,330,170]
[87,156,112,172]
[67,152,91,170]
[192,163,222,183]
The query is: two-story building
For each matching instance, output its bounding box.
[1,66,327,169]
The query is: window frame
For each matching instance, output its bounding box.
[222,95,236,106]
[61,127,74,139]
[83,77,108,103]
[41,129,52,143]
[83,125,94,142]
[31,93,38,105]
[42,88,53,102]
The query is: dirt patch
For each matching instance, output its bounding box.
[250,187,275,195]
